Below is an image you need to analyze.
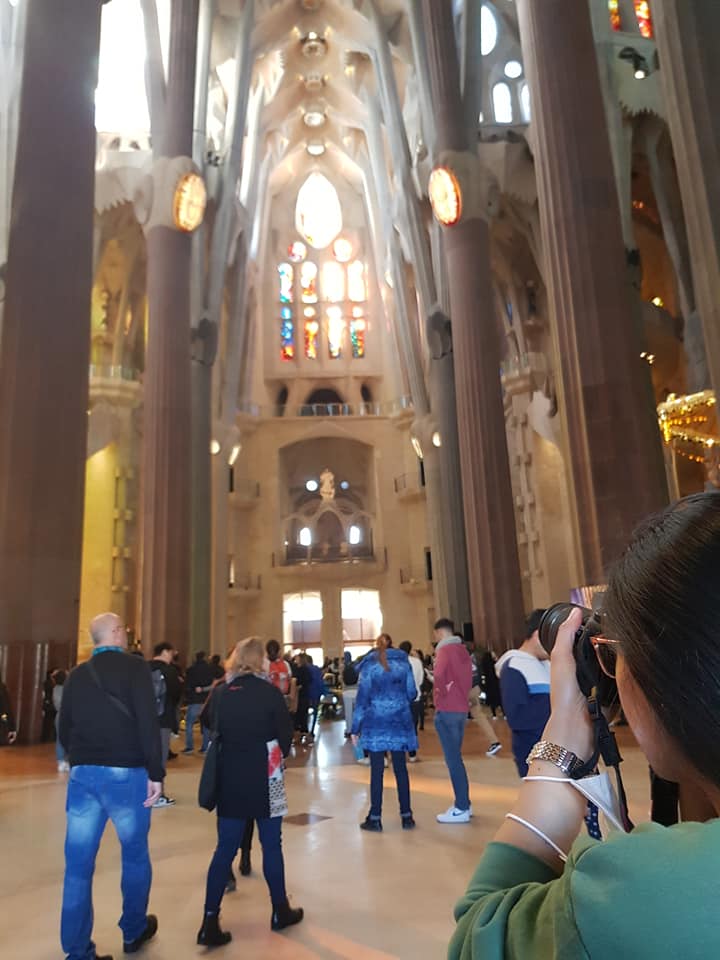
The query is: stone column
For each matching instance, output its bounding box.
[0,0,103,741]
[515,0,667,582]
[320,586,343,661]
[651,1,720,398]
[420,0,526,650]
[141,0,199,657]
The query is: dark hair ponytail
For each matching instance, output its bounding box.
[603,492,720,787]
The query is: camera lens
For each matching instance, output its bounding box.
[538,603,584,656]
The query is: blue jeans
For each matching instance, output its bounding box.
[55,714,67,763]
[369,750,412,818]
[205,816,286,913]
[185,703,210,752]
[435,711,470,811]
[61,766,151,960]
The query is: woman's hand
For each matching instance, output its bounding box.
[351,734,359,747]
[543,607,594,761]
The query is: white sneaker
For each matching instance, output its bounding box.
[486,742,502,757]
[408,754,418,763]
[436,806,471,824]
[152,795,176,808]
[57,761,70,773]
[357,757,370,766]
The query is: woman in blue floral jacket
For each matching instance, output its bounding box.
[351,634,418,831]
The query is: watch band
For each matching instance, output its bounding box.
[526,740,585,776]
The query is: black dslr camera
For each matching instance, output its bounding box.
[538,602,618,709]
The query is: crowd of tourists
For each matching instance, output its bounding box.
[5,493,720,958]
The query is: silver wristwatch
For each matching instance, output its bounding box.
[526,740,585,776]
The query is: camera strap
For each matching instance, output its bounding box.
[569,692,634,832]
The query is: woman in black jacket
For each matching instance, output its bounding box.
[197,637,304,947]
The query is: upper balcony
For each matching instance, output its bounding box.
[238,396,413,422]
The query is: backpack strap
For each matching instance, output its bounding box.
[86,659,134,721]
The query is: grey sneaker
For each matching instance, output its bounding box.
[152,795,176,808]
[486,742,502,757]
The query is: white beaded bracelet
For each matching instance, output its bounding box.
[523,775,572,784]
[505,813,568,863]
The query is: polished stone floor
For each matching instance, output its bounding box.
[0,715,652,959]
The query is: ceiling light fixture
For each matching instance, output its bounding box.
[306,140,326,156]
[303,108,326,128]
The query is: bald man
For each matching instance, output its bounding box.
[58,613,163,960]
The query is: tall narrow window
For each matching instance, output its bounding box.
[608,0,621,31]
[350,307,366,359]
[322,261,345,302]
[327,306,344,359]
[480,5,498,55]
[280,306,294,361]
[520,83,531,123]
[304,308,319,359]
[492,83,513,124]
[301,261,318,303]
[634,0,653,38]
[278,262,294,303]
[347,261,367,302]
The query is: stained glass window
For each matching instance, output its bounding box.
[295,173,343,250]
[301,261,318,303]
[350,307,366,359]
[322,261,345,303]
[288,241,307,263]
[278,263,294,303]
[280,306,294,361]
[327,306,344,359]
[608,0,621,31]
[634,1,653,38]
[347,261,367,303]
[304,308,319,359]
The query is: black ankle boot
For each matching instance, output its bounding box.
[360,815,383,832]
[240,851,251,876]
[271,900,305,931]
[197,913,232,947]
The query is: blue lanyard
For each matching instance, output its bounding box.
[92,646,125,656]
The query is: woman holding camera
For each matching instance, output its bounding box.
[450,492,720,958]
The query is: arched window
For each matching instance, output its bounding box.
[304,308,319,359]
[481,5,498,55]
[326,306,345,359]
[300,261,318,303]
[322,261,345,302]
[347,261,367,303]
[280,306,294,361]
[520,83,531,123]
[350,307,366,359]
[278,263,294,303]
[492,83,513,123]
[295,173,343,250]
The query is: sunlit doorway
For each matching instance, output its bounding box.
[341,588,383,660]
[283,591,323,663]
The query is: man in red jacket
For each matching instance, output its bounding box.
[432,618,473,823]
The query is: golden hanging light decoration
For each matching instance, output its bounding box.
[429,166,463,227]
